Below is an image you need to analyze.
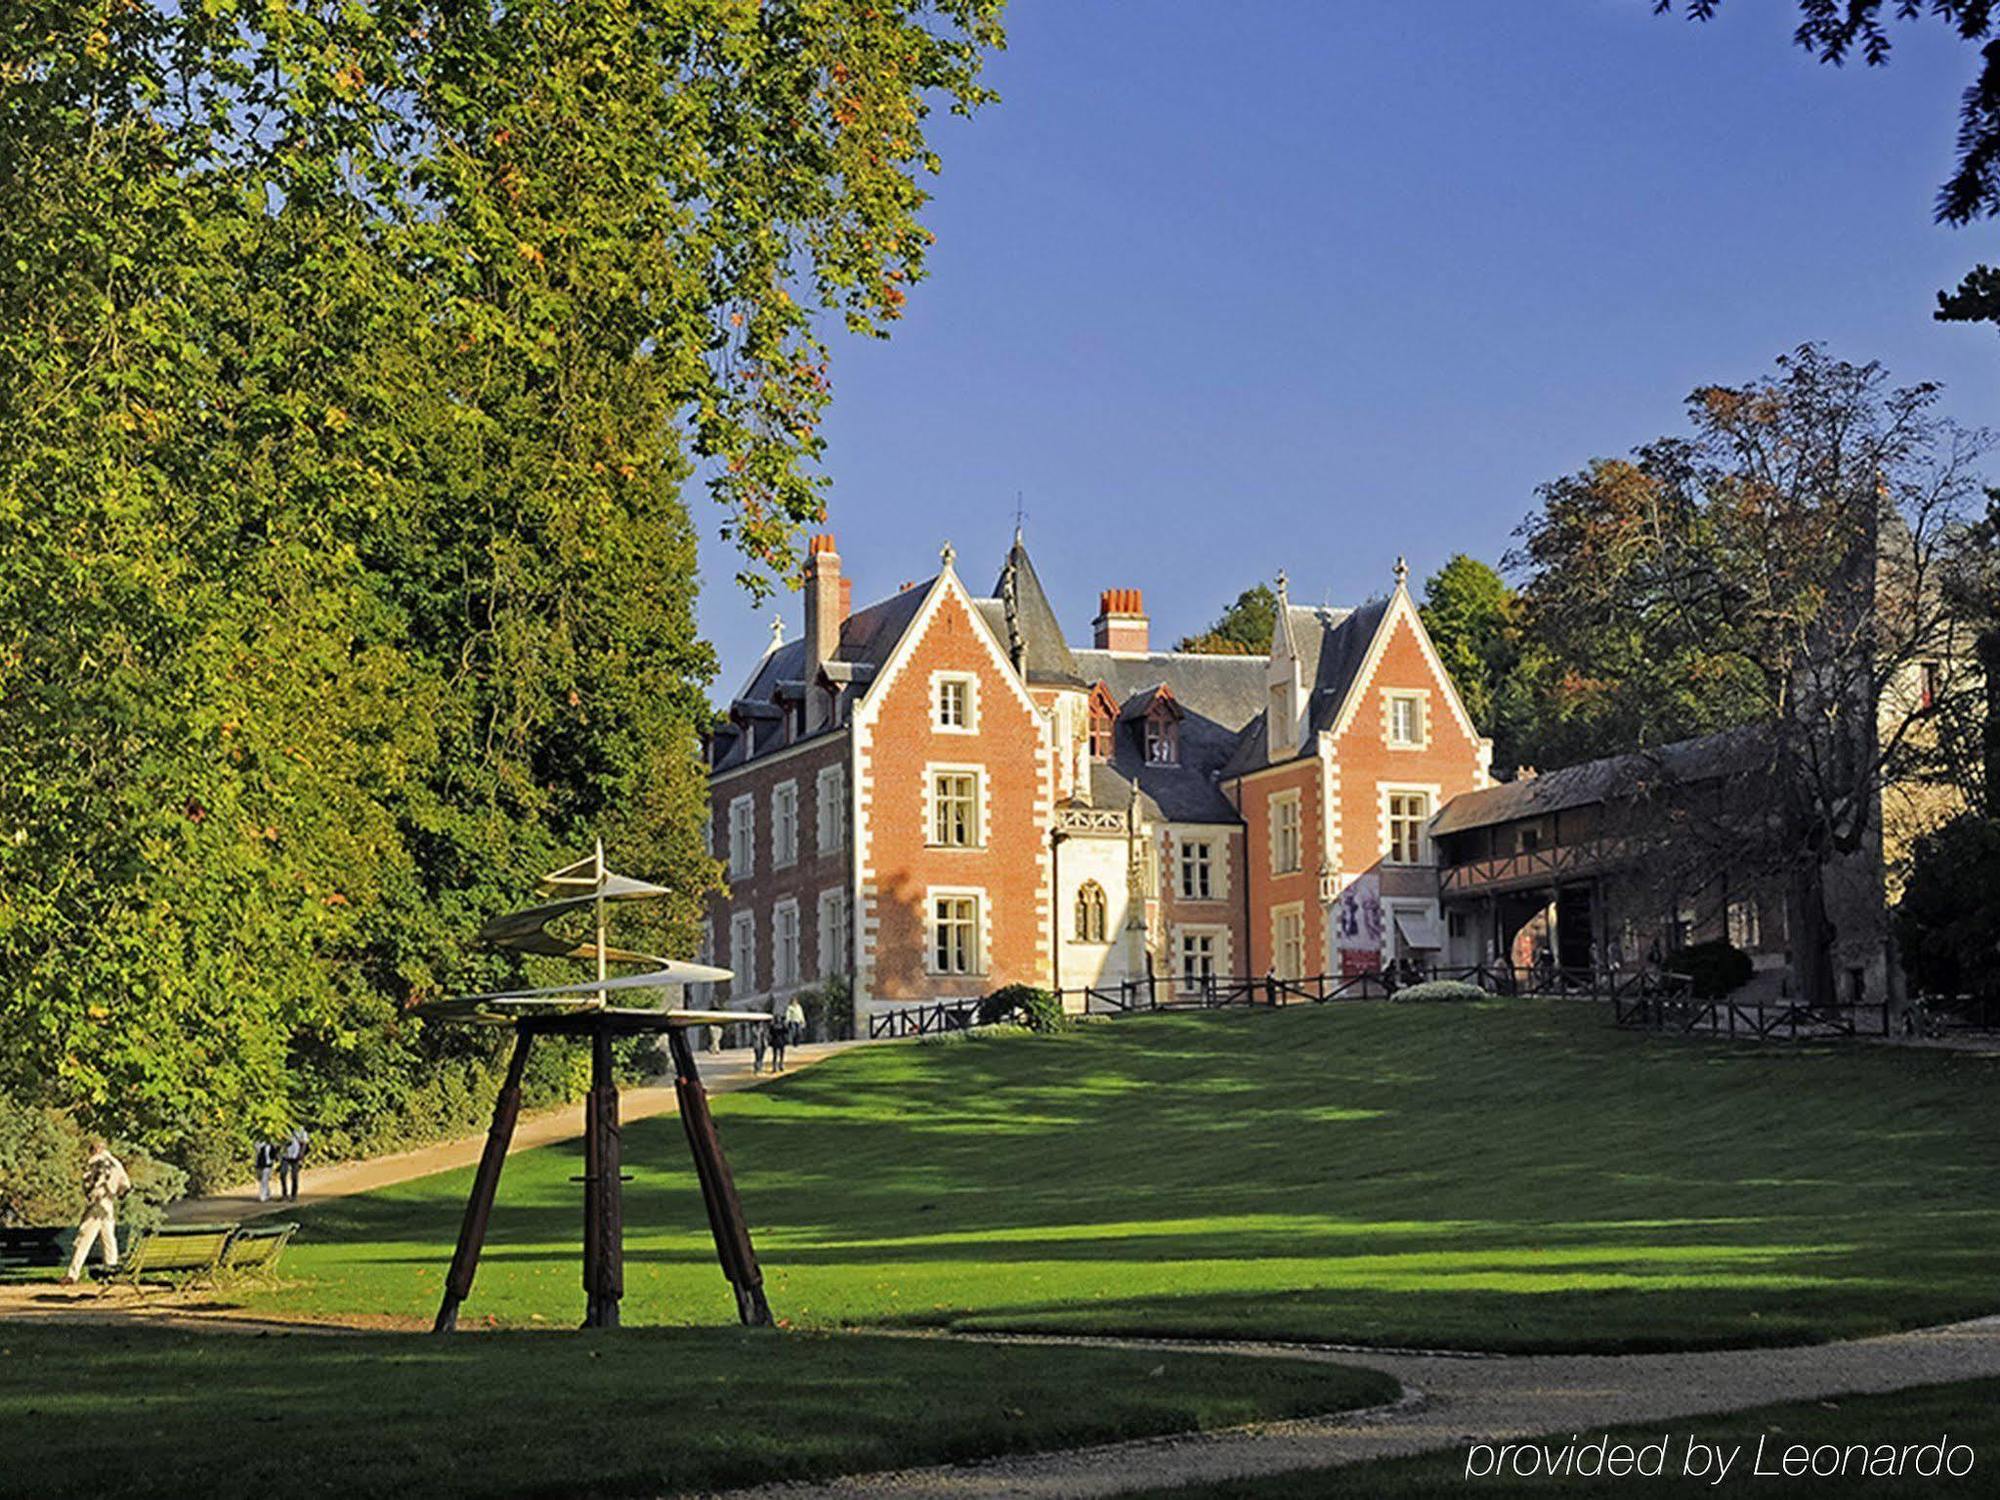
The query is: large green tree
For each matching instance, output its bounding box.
[0,1,1003,1176]
[1511,347,1988,1006]
[1416,554,1534,771]
[1176,584,1278,655]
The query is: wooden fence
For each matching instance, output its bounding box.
[1612,991,1892,1040]
[1051,962,1687,1017]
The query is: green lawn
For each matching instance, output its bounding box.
[239,1002,2000,1352]
[1138,1377,1999,1497]
[0,1323,1394,1500]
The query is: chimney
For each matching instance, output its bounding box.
[1093,588,1149,653]
[803,533,843,732]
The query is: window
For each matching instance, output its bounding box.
[1270,791,1302,875]
[1274,906,1305,981]
[1448,910,1469,940]
[1387,693,1425,747]
[1180,930,1218,992]
[1179,839,1213,899]
[1088,685,1117,761]
[815,764,846,854]
[1727,898,1761,952]
[771,900,800,987]
[931,893,981,975]
[727,796,755,879]
[1514,825,1540,856]
[771,781,799,869]
[1386,790,1432,865]
[1145,710,1178,765]
[817,888,849,978]
[729,911,757,996]
[930,769,980,848]
[935,673,977,731]
[1920,660,1942,711]
[1074,880,1108,942]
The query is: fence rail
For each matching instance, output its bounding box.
[1049,962,1687,1017]
[866,997,982,1041]
[1612,992,1892,1040]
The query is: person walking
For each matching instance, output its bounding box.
[749,1020,767,1075]
[60,1139,131,1285]
[279,1126,310,1202]
[254,1138,278,1203]
[784,995,807,1047]
[768,1015,788,1073]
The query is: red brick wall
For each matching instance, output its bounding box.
[1232,758,1324,975]
[1330,608,1487,897]
[707,734,850,1005]
[855,578,1052,1004]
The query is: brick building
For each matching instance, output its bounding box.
[703,533,1492,1030]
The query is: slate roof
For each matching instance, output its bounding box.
[1215,599,1390,779]
[711,580,931,771]
[1430,725,1773,836]
[992,538,1085,688]
[1070,649,1271,825]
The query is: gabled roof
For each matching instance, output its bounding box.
[1217,599,1390,778]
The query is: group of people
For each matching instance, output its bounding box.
[254,1127,311,1203]
[749,997,807,1075]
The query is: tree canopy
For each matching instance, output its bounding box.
[1177,584,1278,655]
[0,1,1004,1178]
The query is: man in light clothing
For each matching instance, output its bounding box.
[61,1140,131,1284]
[279,1126,310,1202]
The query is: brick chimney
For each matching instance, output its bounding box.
[803,533,845,731]
[1093,588,1149,653]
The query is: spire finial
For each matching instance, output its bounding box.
[768,614,786,651]
[1013,491,1026,546]
[1275,568,1289,602]
[940,539,956,570]
[1394,556,1409,590]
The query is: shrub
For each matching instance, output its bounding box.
[1897,813,2000,1003]
[819,977,854,1040]
[1390,979,1488,1003]
[0,1097,88,1225]
[977,984,1067,1033]
[1666,940,1754,999]
[115,1148,188,1240]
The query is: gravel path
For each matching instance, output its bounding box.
[698,1317,2000,1499]
[169,1040,859,1225]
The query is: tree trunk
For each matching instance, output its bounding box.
[1788,858,1837,1012]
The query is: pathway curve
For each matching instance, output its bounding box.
[170,1040,860,1225]
[701,1317,2000,1499]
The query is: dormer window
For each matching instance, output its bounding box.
[1145,708,1178,765]
[1087,682,1119,761]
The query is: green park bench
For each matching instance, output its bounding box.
[218,1221,299,1279]
[111,1224,236,1288]
[0,1226,71,1275]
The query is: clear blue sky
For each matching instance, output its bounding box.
[698,0,1999,695]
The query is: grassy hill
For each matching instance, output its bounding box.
[245,1000,2000,1352]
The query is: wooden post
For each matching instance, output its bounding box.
[667,1028,772,1327]
[434,1028,535,1334]
[582,1024,623,1329]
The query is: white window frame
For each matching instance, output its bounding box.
[931,671,979,734]
[925,763,986,850]
[1381,784,1439,867]
[1177,925,1227,993]
[1269,789,1302,876]
[771,898,800,989]
[727,795,755,880]
[1727,897,1761,951]
[1384,689,1429,749]
[770,780,799,870]
[728,910,757,998]
[1272,903,1306,982]
[815,763,846,855]
[817,887,849,978]
[1178,838,1214,900]
[926,887,987,977]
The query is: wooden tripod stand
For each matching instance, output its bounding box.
[432,1012,771,1333]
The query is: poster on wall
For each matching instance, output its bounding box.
[1333,873,1383,973]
